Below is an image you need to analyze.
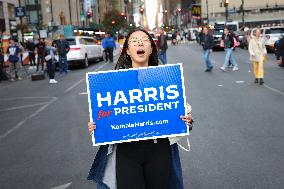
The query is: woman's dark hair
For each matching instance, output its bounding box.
[115,27,158,70]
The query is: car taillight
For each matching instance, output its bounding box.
[70,47,81,51]
[266,35,270,39]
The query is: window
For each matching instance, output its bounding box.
[265,28,284,34]
[66,38,76,45]
[8,3,15,19]
[0,2,4,19]
[79,38,86,45]
[84,38,96,45]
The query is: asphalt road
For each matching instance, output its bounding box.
[0,43,284,189]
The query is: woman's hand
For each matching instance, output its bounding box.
[88,122,96,133]
[180,113,193,127]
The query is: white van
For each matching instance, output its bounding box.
[66,36,104,68]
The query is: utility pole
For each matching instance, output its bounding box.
[241,0,244,26]
[18,0,24,42]
[206,0,209,23]
[69,0,72,25]
[50,0,54,25]
[224,0,229,24]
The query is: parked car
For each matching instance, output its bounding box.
[65,36,104,68]
[212,28,224,50]
[234,30,247,49]
[248,26,284,52]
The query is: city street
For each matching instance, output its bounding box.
[1,42,284,189]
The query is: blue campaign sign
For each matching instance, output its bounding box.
[86,63,188,146]
[15,7,26,17]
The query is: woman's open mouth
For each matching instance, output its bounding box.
[137,49,145,56]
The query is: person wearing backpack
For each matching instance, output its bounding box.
[220,27,239,72]
[249,28,267,85]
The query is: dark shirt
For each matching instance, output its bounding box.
[202,34,214,50]
[222,33,234,48]
[158,34,168,51]
[36,42,46,55]
[56,39,70,56]
[26,41,36,52]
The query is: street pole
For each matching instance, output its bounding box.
[225,4,228,24]
[206,0,209,23]
[76,0,79,27]
[69,0,72,25]
[18,0,24,42]
[241,0,244,26]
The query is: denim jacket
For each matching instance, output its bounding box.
[87,142,185,189]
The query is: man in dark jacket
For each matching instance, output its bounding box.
[158,29,168,64]
[55,34,70,74]
[7,38,21,81]
[36,38,46,71]
[276,35,284,67]
[201,26,214,72]
[102,33,116,63]
[26,39,36,66]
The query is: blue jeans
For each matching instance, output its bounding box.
[59,55,68,74]
[159,50,167,64]
[223,48,238,68]
[204,49,213,69]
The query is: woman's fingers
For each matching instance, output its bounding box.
[180,115,192,126]
[88,122,96,132]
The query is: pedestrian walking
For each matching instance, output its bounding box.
[0,47,8,81]
[7,38,21,81]
[276,35,284,67]
[220,27,239,71]
[157,29,168,65]
[36,38,46,71]
[102,33,116,63]
[45,39,58,84]
[87,28,193,189]
[201,26,214,72]
[172,31,177,45]
[248,28,267,85]
[26,39,36,66]
[55,34,70,74]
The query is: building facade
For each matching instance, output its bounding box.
[201,0,284,26]
[0,0,19,36]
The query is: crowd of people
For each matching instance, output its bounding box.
[198,25,284,85]
[0,34,71,84]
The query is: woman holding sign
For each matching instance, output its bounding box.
[87,28,193,189]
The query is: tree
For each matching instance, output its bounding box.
[102,10,127,34]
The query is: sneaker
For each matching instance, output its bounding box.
[49,79,58,84]
[220,67,226,71]
[232,66,239,71]
[259,79,264,85]
[254,78,259,83]
[17,77,22,81]
[10,78,15,82]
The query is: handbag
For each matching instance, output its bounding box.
[220,40,224,48]
[45,54,51,61]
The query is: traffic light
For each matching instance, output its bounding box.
[224,0,229,7]
[87,11,92,18]
[140,8,144,14]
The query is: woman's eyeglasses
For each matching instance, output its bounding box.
[129,37,151,46]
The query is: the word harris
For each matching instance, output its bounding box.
[96,85,180,119]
